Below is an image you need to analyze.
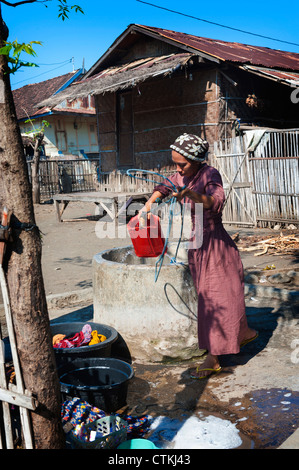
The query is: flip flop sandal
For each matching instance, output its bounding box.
[240,332,259,348]
[190,366,222,380]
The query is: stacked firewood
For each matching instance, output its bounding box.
[235,233,299,256]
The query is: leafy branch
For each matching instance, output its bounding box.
[0,1,84,72]
[0,39,42,73]
[24,116,49,140]
[0,0,83,12]
[57,0,84,21]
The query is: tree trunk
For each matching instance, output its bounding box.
[31,134,43,204]
[0,12,65,448]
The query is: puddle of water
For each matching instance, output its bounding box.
[145,388,299,450]
[147,411,252,449]
[230,388,299,448]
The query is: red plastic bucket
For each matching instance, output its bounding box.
[127,214,166,258]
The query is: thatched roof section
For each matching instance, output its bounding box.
[36,53,194,109]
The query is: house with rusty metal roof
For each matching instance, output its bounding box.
[13,69,98,159]
[36,24,299,172]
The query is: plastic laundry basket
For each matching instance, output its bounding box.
[68,415,127,449]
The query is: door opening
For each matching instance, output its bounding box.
[117,91,133,167]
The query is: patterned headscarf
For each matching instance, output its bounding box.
[170,133,209,161]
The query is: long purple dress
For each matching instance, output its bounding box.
[154,163,249,355]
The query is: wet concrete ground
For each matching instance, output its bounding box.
[48,292,299,449]
[127,309,299,449]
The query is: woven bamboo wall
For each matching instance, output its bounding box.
[96,67,219,172]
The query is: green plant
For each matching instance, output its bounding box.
[0,0,83,73]
[0,39,41,73]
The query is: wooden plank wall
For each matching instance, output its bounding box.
[96,68,220,172]
[212,137,256,226]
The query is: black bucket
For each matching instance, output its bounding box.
[58,357,134,412]
[51,322,118,368]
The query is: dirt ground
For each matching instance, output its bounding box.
[32,200,298,297]
[36,201,131,296]
[1,198,298,333]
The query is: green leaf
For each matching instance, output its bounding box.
[71,5,84,14]
[12,44,23,56]
[0,45,12,55]
[0,40,42,74]
[20,62,39,68]
[58,2,84,21]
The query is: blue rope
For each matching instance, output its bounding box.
[126,169,186,282]
[126,169,177,192]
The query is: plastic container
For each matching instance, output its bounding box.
[118,438,159,449]
[127,214,166,258]
[51,321,118,367]
[68,415,127,449]
[58,357,134,412]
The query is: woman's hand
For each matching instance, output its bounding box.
[172,187,190,202]
[137,190,163,223]
[137,207,151,226]
[172,187,214,209]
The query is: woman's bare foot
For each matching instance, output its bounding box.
[240,328,258,347]
[190,354,221,379]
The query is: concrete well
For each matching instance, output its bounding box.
[92,244,202,362]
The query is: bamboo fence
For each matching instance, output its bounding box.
[27,129,299,227]
[249,130,299,226]
[212,129,299,227]
[27,159,176,199]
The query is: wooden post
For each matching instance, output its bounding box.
[0,207,34,448]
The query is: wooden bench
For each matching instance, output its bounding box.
[52,191,151,222]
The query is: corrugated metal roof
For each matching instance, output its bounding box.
[36,25,299,110]
[81,53,192,82]
[240,65,299,86]
[136,25,299,71]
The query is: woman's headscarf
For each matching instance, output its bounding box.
[170,133,209,162]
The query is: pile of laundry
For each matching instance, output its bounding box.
[53,323,107,349]
[61,397,152,446]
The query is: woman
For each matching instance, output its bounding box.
[141,133,257,379]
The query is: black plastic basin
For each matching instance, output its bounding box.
[58,357,134,412]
